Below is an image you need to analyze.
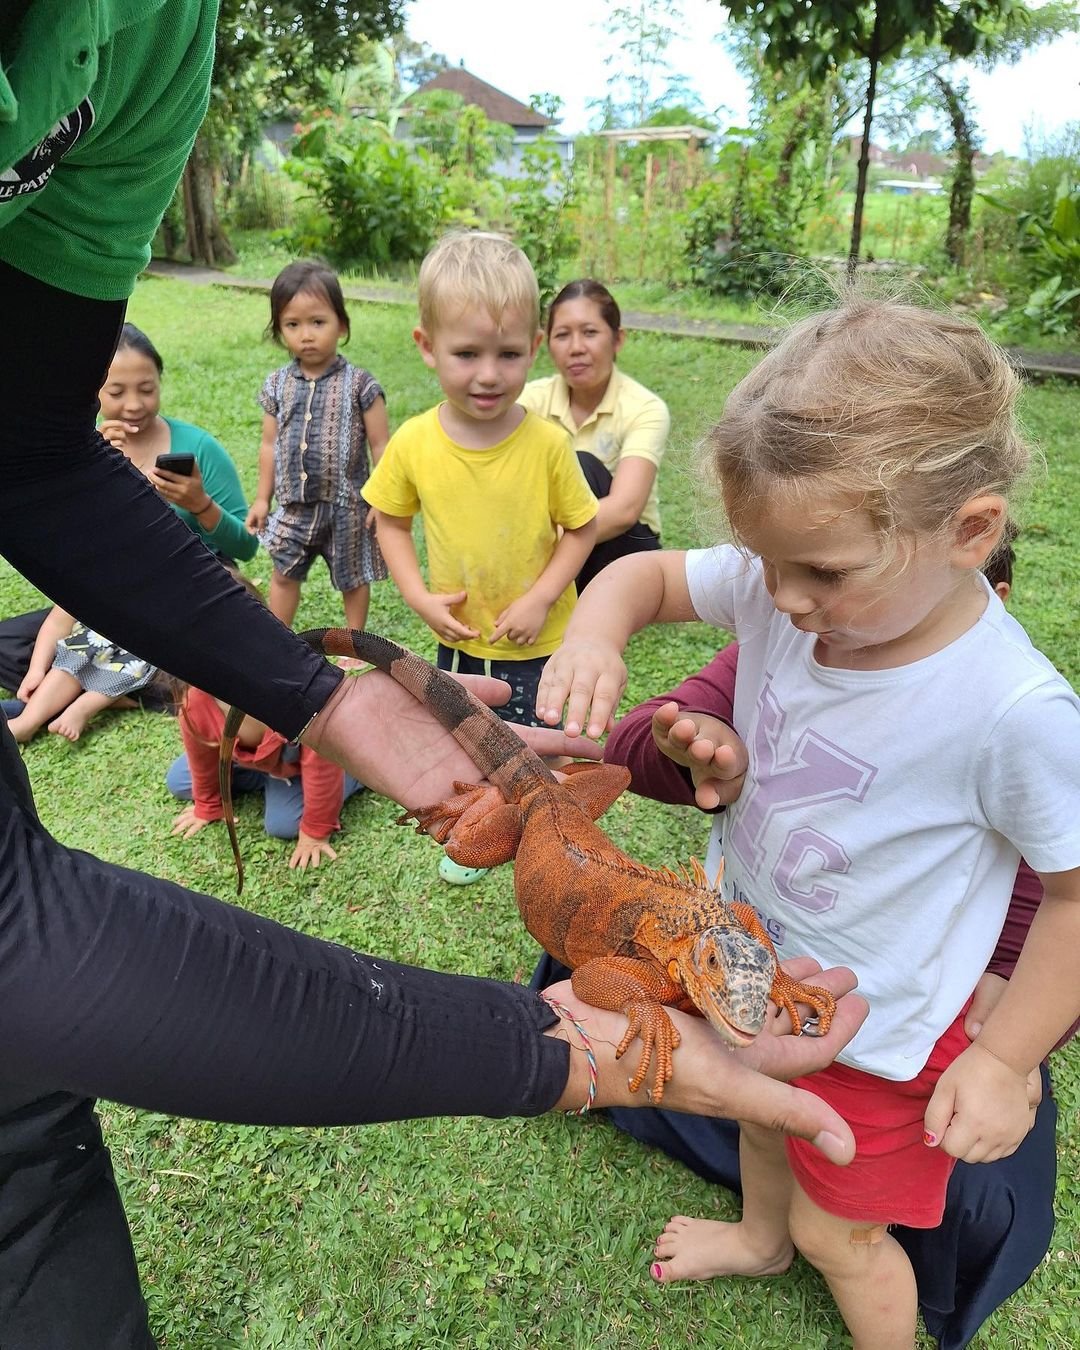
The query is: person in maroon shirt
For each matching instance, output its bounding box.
[533,535,1068,1349]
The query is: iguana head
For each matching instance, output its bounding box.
[675,926,776,1047]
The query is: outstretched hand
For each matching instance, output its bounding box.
[535,637,628,739]
[302,665,602,811]
[545,958,868,1164]
[651,702,748,809]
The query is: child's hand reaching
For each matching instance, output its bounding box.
[651,702,749,809]
[413,591,481,645]
[171,805,215,840]
[923,1040,1038,1163]
[289,831,338,870]
[536,638,627,739]
[490,592,550,647]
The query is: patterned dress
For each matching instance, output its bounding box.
[258,356,387,591]
[52,623,157,697]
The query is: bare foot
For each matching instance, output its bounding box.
[650,1215,794,1284]
[48,709,92,742]
[5,716,35,745]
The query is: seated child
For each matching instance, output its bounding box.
[166,572,363,870]
[4,605,157,743]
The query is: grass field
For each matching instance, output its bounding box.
[2,277,1078,1348]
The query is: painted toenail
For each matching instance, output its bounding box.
[651,1262,663,1281]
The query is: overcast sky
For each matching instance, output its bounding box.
[404,0,1080,156]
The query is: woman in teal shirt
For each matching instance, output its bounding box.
[0,324,256,696]
[97,323,256,563]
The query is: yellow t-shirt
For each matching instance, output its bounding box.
[519,366,669,535]
[362,406,598,660]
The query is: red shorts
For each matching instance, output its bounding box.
[785,1003,972,1228]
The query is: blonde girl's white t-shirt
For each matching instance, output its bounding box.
[686,546,1080,1080]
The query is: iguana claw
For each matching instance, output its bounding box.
[616,1000,680,1104]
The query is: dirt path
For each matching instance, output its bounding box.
[144,260,1080,383]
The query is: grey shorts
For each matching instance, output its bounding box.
[263,501,387,592]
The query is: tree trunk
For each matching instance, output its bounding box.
[181,134,237,267]
[776,104,807,195]
[848,7,884,275]
[934,72,976,270]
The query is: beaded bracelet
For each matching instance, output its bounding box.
[541,994,598,1116]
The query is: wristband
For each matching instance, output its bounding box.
[540,994,598,1115]
[194,497,215,517]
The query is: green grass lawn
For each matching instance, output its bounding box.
[2,277,1079,1348]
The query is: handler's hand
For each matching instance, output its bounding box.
[544,960,866,1164]
[302,666,602,810]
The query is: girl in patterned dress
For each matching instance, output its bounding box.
[246,262,389,629]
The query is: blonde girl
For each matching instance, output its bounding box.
[536,296,1080,1350]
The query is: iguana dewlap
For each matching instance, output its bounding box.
[220,629,836,1103]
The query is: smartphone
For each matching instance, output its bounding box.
[155,452,196,476]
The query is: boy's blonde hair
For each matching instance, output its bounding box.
[703,294,1032,559]
[417,231,540,335]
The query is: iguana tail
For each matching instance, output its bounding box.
[220,627,555,892]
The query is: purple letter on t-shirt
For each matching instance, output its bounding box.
[729,679,876,914]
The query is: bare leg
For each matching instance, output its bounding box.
[48,691,118,742]
[268,572,301,628]
[789,1183,917,1350]
[341,583,370,631]
[652,1120,795,1282]
[6,668,83,743]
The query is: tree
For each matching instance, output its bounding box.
[870,3,1079,267]
[939,2,1079,266]
[722,0,1038,269]
[594,1,687,127]
[179,0,406,265]
[897,127,947,154]
[933,73,977,266]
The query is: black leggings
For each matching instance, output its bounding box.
[576,451,660,592]
[0,264,568,1345]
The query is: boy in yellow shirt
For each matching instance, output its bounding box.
[363,231,597,882]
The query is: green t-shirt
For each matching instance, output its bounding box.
[164,417,258,564]
[0,0,217,300]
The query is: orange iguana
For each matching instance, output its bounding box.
[221,629,836,1103]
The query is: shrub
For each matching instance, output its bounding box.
[683,163,793,299]
[226,153,296,232]
[1016,177,1080,336]
[283,115,443,268]
[506,136,577,309]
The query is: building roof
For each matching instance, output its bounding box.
[409,67,553,129]
[887,149,950,178]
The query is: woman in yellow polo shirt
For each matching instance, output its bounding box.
[520,280,670,589]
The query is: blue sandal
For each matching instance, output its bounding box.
[438,856,489,886]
